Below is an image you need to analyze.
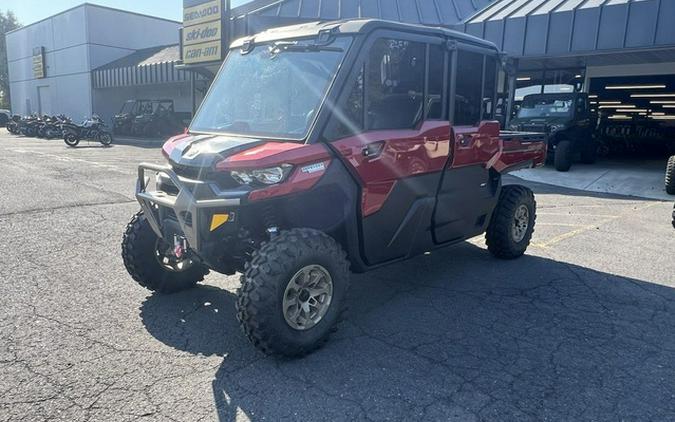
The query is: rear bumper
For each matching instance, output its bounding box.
[135,162,241,254]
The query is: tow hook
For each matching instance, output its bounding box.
[173,235,188,259]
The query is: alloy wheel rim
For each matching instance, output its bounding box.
[512,204,530,243]
[282,265,333,331]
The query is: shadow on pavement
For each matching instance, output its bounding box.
[140,242,675,421]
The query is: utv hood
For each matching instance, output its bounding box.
[163,133,270,169]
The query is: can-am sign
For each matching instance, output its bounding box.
[182,0,222,64]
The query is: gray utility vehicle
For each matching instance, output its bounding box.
[509,93,596,172]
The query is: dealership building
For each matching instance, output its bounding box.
[5,4,194,123]
[6,0,675,152]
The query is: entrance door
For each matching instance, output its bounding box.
[433,49,501,244]
[37,86,52,115]
[326,35,451,265]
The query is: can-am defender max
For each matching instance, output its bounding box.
[121,20,546,356]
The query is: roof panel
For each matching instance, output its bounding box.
[340,0,360,18]
[379,0,401,21]
[556,0,586,13]
[299,0,320,18]
[510,0,549,18]
[360,0,380,18]
[489,0,533,20]
[397,0,420,23]
[531,0,567,15]
[418,1,441,25]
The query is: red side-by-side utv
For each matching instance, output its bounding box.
[122,20,546,356]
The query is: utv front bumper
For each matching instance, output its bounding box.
[135,162,241,254]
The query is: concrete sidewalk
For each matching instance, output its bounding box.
[514,158,673,201]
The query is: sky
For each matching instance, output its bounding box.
[1,0,254,26]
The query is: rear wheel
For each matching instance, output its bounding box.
[554,140,573,171]
[666,155,675,195]
[236,228,350,357]
[486,185,536,259]
[64,134,79,147]
[121,211,207,293]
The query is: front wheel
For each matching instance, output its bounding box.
[64,134,79,147]
[554,140,573,172]
[666,155,675,195]
[486,185,536,260]
[98,132,113,146]
[236,228,350,357]
[121,211,208,293]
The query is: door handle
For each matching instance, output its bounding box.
[362,141,385,159]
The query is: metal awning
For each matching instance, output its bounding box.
[93,45,203,89]
[460,0,675,58]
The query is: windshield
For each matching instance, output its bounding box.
[119,102,135,114]
[517,98,573,119]
[190,36,352,140]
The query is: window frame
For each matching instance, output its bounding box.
[449,43,501,126]
[321,29,448,141]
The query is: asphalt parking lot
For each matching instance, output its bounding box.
[1,130,674,422]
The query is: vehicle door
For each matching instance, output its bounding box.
[573,94,593,141]
[324,31,451,265]
[433,48,502,244]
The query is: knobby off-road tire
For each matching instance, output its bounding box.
[236,228,350,357]
[121,211,207,293]
[554,140,573,172]
[665,155,675,195]
[486,185,536,260]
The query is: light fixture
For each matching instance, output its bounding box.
[639,112,647,116]
[598,101,621,104]
[575,74,582,78]
[560,86,573,91]
[607,84,666,90]
[608,115,632,120]
[516,77,531,81]
[631,93,675,98]
[650,115,675,120]
[650,100,675,104]
[590,101,598,105]
[588,95,598,98]
[662,105,675,108]
[652,112,665,115]
[616,109,647,113]
[599,105,635,109]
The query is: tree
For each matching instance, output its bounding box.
[0,10,21,109]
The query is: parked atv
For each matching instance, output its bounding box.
[509,93,596,172]
[130,99,184,138]
[121,20,547,357]
[62,115,113,147]
[113,99,152,136]
[666,155,675,195]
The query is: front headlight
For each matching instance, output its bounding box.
[231,164,293,186]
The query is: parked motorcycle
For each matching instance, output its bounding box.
[36,115,67,139]
[61,115,113,147]
[6,115,21,135]
[18,115,41,137]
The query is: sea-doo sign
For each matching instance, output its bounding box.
[183,0,221,26]
[182,0,223,64]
